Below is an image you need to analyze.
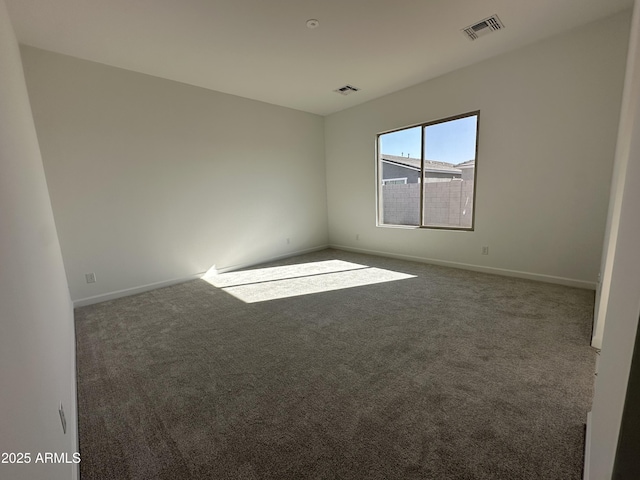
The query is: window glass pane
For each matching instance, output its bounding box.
[422,115,477,228]
[378,127,421,226]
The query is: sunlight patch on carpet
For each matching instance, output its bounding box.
[202,259,415,303]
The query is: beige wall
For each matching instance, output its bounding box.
[0,2,77,479]
[587,1,640,478]
[21,47,328,304]
[325,11,630,287]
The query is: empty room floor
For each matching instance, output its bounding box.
[74,249,596,479]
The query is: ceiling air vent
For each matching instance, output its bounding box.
[334,84,360,96]
[462,15,504,41]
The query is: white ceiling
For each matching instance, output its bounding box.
[6,0,633,116]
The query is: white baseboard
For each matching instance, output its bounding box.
[591,335,603,350]
[74,242,593,307]
[73,244,330,308]
[329,244,597,290]
[584,411,592,480]
[73,272,206,308]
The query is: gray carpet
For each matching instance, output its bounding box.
[75,248,596,479]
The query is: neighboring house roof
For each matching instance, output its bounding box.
[381,154,420,170]
[380,154,462,175]
[455,159,476,169]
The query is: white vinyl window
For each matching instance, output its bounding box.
[381,178,408,185]
[377,111,479,230]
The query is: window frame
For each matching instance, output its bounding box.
[381,177,408,185]
[376,110,480,231]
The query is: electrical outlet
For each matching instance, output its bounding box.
[59,403,67,434]
[286,238,291,245]
[85,272,96,284]
[356,234,360,241]
[481,246,489,255]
